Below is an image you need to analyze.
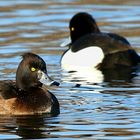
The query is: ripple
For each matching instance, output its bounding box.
[0,0,140,139]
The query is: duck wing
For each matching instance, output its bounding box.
[71,33,132,54]
[0,80,17,99]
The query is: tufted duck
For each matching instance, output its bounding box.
[61,12,140,70]
[0,53,60,115]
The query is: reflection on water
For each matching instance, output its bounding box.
[0,0,140,139]
[62,67,104,84]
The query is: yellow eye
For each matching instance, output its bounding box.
[31,67,36,72]
[71,27,75,31]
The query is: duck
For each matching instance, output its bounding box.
[61,12,140,70]
[0,52,60,115]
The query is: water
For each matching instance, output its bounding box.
[0,0,140,139]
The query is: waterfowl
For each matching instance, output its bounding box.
[61,12,140,70]
[0,53,60,115]
[68,12,130,45]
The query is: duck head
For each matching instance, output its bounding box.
[69,12,100,43]
[16,53,59,91]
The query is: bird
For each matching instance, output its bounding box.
[60,12,140,70]
[0,52,60,115]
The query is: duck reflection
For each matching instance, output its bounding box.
[62,66,138,85]
[15,114,59,139]
[0,114,62,139]
[102,66,137,83]
[62,67,103,84]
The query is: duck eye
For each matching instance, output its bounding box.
[71,27,75,31]
[31,67,36,72]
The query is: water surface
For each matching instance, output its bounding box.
[0,0,140,139]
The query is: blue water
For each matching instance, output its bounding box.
[0,0,140,139]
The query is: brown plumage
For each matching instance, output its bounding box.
[0,53,60,115]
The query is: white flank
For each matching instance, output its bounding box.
[61,46,104,70]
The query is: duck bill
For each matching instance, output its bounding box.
[60,37,71,47]
[37,70,60,86]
